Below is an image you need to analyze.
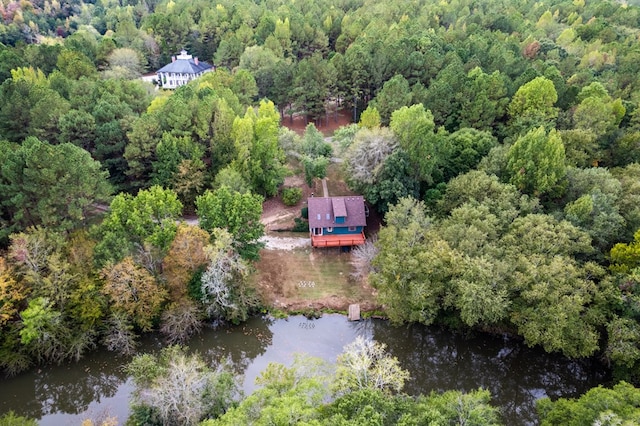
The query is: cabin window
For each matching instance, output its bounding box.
[327,227,333,233]
[313,228,322,236]
[348,226,356,232]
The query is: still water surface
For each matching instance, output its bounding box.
[0,314,610,425]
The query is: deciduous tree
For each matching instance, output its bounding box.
[358,106,381,129]
[127,345,239,426]
[333,337,409,396]
[163,224,210,302]
[198,229,258,323]
[537,381,640,426]
[232,101,285,197]
[443,128,497,182]
[506,126,567,197]
[94,186,182,266]
[196,187,264,259]
[390,104,447,184]
[508,76,558,135]
[0,257,25,327]
[101,257,166,332]
[344,127,397,188]
[573,82,625,138]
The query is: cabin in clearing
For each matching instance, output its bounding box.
[307,196,367,247]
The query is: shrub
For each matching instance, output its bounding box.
[0,411,37,426]
[282,187,303,206]
[293,217,309,232]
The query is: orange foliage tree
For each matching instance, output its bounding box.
[101,257,167,331]
[162,224,210,303]
[0,257,26,327]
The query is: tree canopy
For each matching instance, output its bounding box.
[4,0,640,414]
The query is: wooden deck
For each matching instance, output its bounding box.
[311,232,366,247]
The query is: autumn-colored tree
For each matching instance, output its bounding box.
[0,257,25,327]
[101,257,167,331]
[172,159,207,211]
[163,224,211,302]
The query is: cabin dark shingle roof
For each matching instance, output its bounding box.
[332,197,347,217]
[308,196,366,228]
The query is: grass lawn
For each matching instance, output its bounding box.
[253,247,375,308]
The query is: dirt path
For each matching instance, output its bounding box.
[321,178,329,197]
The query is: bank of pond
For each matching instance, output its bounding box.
[0,314,611,425]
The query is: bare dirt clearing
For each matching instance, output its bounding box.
[281,108,353,136]
[261,174,318,231]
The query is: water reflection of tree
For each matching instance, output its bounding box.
[7,317,274,421]
[370,320,610,425]
[347,317,375,339]
[191,316,274,377]
[30,358,126,418]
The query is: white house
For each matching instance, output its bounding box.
[156,50,213,89]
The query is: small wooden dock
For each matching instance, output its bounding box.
[348,304,360,321]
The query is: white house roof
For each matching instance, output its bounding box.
[157,50,213,74]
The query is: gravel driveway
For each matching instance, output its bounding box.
[259,235,311,250]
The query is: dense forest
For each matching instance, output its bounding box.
[3,0,640,423]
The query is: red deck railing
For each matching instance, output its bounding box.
[311,232,366,247]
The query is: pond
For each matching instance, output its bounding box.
[0,314,610,425]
